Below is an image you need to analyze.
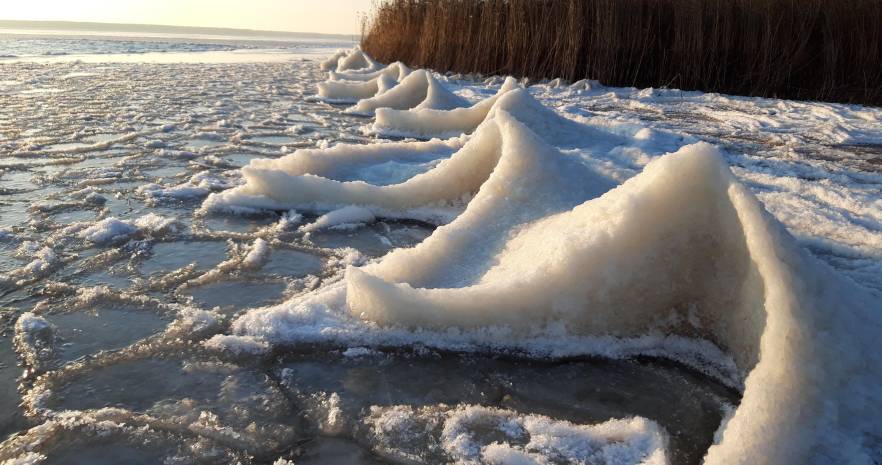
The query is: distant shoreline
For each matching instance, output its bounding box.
[0,19,357,41]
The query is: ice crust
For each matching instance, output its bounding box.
[77,214,179,244]
[201,48,882,465]
[366,404,668,465]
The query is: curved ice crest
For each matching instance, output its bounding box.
[347,141,882,465]
[371,76,520,139]
[318,72,398,103]
[329,61,411,82]
[345,69,470,116]
[333,46,382,73]
[201,110,619,224]
[224,109,880,464]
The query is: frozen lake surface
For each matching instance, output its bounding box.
[1,39,881,465]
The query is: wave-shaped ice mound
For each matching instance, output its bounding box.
[202,111,611,225]
[219,130,882,463]
[374,85,622,149]
[333,46,381,73]
[318,73,397,103]
[242,137,464,180]
[346,70,469,116]
[319,62,414,103]
[200,136,466,218]
[320,49,348,71]
[329,61,411,82]
[371,76,520,139]
[344,143,882,465]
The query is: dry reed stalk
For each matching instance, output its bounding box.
[361,0,882,105]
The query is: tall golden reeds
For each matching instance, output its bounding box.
[361,0,882,105]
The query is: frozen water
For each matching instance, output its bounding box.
[1,42,880,465]
[183,280,288,315]
[275,352,736,464]
[42,443,171,465]
[0,332,26,441]
[262,248,325,277]
[139,241,229,275]
[46,305,170,362]
[0,37,240,57]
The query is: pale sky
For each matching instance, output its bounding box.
[1,0,374,35]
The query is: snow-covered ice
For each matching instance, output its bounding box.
[2,43,881,465]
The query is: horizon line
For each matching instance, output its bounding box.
[0,18,360,39]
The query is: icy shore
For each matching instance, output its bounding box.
[1,45,881,465]
[207,48,882,465]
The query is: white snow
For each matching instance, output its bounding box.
[203,334,269,355]
[366,404,667,465]
[17,246,59,276]
[132,213,180,236]
[200,137,467,218]
[319,61,412,103]
[241,238,270,268]
[77,214,179,243]
[0,452,47,465]
[77,217,138,244]
[199,110,636,221]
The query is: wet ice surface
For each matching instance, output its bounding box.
[1,55,880,465]
[0,36,242,57]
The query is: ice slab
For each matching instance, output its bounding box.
[47,305,169,362]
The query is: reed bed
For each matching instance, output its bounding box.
[361,0,882,105]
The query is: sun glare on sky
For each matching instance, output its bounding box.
[0,0,373,35]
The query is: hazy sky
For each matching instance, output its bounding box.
[1,0,374,35]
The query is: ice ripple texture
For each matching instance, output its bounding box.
[0,46,880,465]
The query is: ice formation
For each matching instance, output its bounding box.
[319,49,348,71]
[225,137,882,465]
[201,47,882,465]
[300,206,377,233]
[371,76,521,139]
[77,214,179,244]
[342,139,882,463]
[345,69,470,116]
[333,46,381,73]
[366,404,668,465]
[200,136,466,218]
[202,111,621,223]
[317,72,397,103]
[328,61,411,82]
[3,43,882,465]
[237,137,463,180]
